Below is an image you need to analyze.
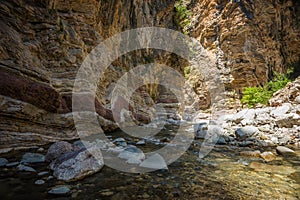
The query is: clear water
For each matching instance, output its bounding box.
[0,124,299,200]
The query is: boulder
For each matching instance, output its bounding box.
[52,146,104,182]
[235,126,258,140]
[45,141,73,162]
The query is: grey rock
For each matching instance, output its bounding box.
[38,171,49,176]
[17,164,36,172]
[276,146,295,156]
[235,126,259,140]
[216,136,227,145]
[270,103,291,118]
[0,158,8,167]
[278,136,290,145]
[6,161,19,167]
[136,140,146,145]
[238,141,254,147]
[21,153,45,163]
[139,153,168,170]
[35,179,45,185]
[48,185,70,195]
[46,141,73,162]
[52,146,104,182]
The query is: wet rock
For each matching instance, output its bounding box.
[6,161,19,167]
[139,153,168,170]
[21,153,45,163]
[38,171,49,176]
[276,146,295,156]
[259,152,276,162]
[35,179,45,185]
[235,126,258,140]
[17,164,36,172]
[45,141,73,162]
[0,158,8,167]
[48,185,71,196]
[52,146,104,182]
[118,145,145,162]
[113,138,127,147]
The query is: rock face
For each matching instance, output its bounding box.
[0,0,299,150]
[189,0,300,95]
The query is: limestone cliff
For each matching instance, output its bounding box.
[0,0,299,150]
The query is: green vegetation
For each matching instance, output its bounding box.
[241,72,291,107]
[174,0,192,35]
[184,66,191,78]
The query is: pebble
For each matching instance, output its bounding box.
[6,161,20,167]
[38,171,49,176]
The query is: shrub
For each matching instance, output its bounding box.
[174,0,192,34]
[241,72,291,107]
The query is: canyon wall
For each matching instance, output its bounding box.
[0,0,299,150]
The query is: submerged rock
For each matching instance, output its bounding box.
[48,185,71,195]
[17,164,36,172]
[51,146,104,182]
[139,153,168,170]
[6,161,19,167]
[35,179,45,185]
[21,153,45,163]
[45,141,73,162]
[118,145,145,163]
[0,158,8,167]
